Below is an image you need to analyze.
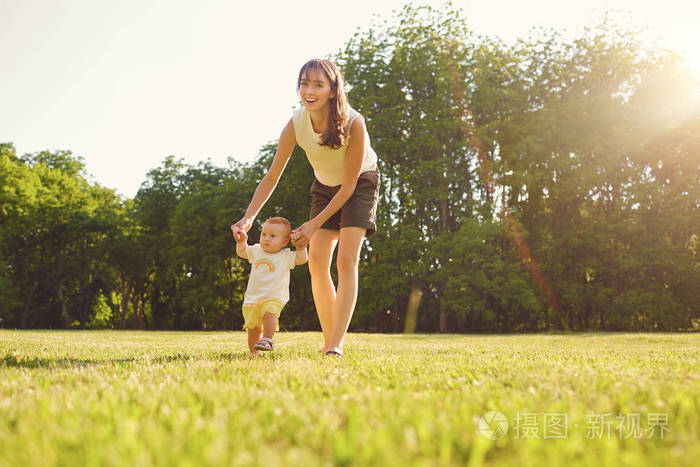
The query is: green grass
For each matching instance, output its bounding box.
[0,331,698,466]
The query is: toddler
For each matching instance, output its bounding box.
[234,217,307,354]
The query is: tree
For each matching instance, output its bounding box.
[1,144,124,328]
[340,4,482,332]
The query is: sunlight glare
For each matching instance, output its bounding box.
[684,46,700,75]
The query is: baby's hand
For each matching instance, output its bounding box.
[290,221,317,249]
[290,234,303,249]
[231,226,247,243]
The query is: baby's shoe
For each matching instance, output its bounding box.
[254,337,274,351]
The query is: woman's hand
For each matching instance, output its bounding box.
[231,217,253,242]
[291,220,319,248]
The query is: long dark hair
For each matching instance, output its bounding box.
[297,59,349,149]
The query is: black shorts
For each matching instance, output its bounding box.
[309,170,380,237]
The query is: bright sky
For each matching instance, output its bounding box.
[1,0,698,198]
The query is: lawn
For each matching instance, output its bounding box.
[0,331,698,466]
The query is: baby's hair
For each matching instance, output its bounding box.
[263,217,292,236]
[297,58,349,149]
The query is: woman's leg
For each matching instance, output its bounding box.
[328,227,366,350]
[308,228,339,351]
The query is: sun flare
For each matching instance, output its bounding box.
[684,46,700,74]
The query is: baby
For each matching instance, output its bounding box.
[234,217,307,355]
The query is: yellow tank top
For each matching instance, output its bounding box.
[292,106,378,186]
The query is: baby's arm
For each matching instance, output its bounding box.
[235,229,248,259]
[294,245,308,265]
[291,234,307,265]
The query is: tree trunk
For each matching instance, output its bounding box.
[119,274,130,329]
[56,285,72,328]
[438,280,447,333]
[20,281,38,328]
[568,306,575,331]
[135,291,148,330]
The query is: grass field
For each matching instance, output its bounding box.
[0,331,698,466]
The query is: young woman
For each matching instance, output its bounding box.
[231,58,380,358]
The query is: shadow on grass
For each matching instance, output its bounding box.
[1,355,137,369]
[209,351,307,362]
[0,350,273,369]
[0,353,204,369]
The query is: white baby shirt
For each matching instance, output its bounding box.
[244,244,296,305]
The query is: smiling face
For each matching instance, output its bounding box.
[259,221,290,253]
[298,68,335,113]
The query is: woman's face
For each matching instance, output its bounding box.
[298,69,335,112]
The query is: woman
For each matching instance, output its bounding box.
[231,58,380,358]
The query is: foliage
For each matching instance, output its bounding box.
[339,4,699,331]
[1,4,698,331]
[0,143,123,328]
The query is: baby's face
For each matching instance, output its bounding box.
[259,222,289,253]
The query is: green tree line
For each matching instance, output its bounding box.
[1,5,698,331]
